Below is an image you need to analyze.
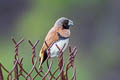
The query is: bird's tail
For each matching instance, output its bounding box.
[39,51,44,69]
[39,50,48,69]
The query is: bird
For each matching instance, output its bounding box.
[39,17,73,67]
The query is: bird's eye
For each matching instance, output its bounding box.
[63,20,69,25]
[62,20,70,29]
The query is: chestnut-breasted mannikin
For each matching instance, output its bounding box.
[39,17,73,67]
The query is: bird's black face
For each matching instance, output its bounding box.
[62,19,73,29]
[54,17,73,29]
[62,20,69,29]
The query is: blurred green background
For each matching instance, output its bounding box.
[0,0,120,80]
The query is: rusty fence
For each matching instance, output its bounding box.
[0,38,78,80]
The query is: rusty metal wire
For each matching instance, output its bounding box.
[0,38,78,80]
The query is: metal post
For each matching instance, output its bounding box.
[59,56,65,80]
[14,60,19,80]
[12,38,24,80]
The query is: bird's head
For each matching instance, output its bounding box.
[54,17,73,29]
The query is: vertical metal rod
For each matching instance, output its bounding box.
[13,60,19,80]
[12,38,24,80]
[59,56,65,80]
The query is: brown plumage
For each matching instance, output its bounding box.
[39,17,73,67]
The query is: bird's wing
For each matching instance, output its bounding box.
[39,26,70,66]
[39,27,59,66]
[40,27,59,53]
[40,27,70,53]
[41,27,70,52]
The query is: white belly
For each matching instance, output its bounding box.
[47,39,69,57]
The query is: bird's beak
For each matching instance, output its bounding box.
[68,20,74,26]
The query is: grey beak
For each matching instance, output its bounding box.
[68,20,74,26]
